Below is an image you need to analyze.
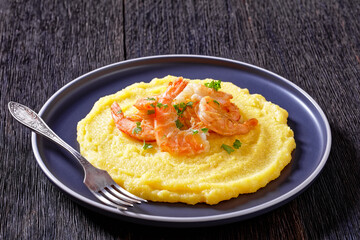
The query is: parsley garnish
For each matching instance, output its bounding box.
[213,100,220,105]
[173,101,193,116]
[175,119,184,129]
[186,101,194,107]
[221,144,235,154]
[132,122,142,134]
[147,109,155,115]
[157,102,168,109]
[146,97,156,101]
[116,110,122,114]
[221,139,242,154]
[192,129,199,134]
[142,141,153,150]
[204,80,221,91]
[233,139,242,149]
[201,128,208,133]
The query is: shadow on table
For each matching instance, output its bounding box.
[297,125,360,238]
[77,125,359,238]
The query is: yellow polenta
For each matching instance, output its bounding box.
[77,75,296,205]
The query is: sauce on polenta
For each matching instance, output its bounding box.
[77,75,296,205]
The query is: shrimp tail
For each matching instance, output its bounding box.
[111,102,156,142]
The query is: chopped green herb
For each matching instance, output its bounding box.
[132,122,142,134]
[157,102,168,108]
[175,119,184,129]
[213,100,220,105]
[147,109,155,115]
[142,141,153,150]
[204,80,222,91]
[173,104,180,112]
[116,110,122,114]
[150,103,156,108]
[173,102,193,116]
[192,129,199,134]
[145,97,156,101]
[201,128,209,133]
[233,139,242,149]
[221,144,235,154]
[179,102,187,108]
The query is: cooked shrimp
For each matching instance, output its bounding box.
[133,96,158,112]
[174,81,239,126]
[178,100,241,131]
[111,102,156,141]
[196,96,258,136]
[155,78,210,155]
[110,78,188,142]
[221,102,241,122]
[174,82,233,104]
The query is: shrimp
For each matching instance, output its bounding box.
[174,81,240,126]
[133,96,158,112]
[196,96,258,136]
[111,102,156,141]
[177,100,241,131]
[110,77,188,142]
[175,82,233,104]
[155,78,210,155]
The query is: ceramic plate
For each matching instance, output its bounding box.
[32,55,331,227]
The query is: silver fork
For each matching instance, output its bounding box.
[8,101,146,210]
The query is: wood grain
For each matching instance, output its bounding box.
[1,0,359,239]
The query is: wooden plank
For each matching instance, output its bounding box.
[0,0,125,239]
[1,0,360,238]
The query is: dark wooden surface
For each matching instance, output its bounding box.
[1,0,360,239]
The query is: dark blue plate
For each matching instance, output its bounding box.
[32,55,331,227]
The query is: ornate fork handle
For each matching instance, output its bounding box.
[8,101,91,168]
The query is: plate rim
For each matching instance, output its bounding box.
[31,54,332,225]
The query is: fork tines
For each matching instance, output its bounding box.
[92,184,147,210]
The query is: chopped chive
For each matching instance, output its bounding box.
[157,102,166,108]
[146,97,156,101]
[213,100,220,105]
[142,141,153,150]
[175,119,184,129]
[233,139,242,149]
[147,109,155,115]
[179,102,186,108]
[201,128,208,133]
[173,101,194,116]
[204,80,222,91]
[156,103,168,109]
[221,144,235,154]
[116,110,122,114]
[132,122,142,134]
[192,129,199,134]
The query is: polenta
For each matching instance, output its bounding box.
[77,75,296,205]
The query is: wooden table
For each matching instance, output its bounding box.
[1,0,359,239]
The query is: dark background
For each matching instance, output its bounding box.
[1,0,359,239]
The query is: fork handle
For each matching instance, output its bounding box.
[8,101,91,168]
